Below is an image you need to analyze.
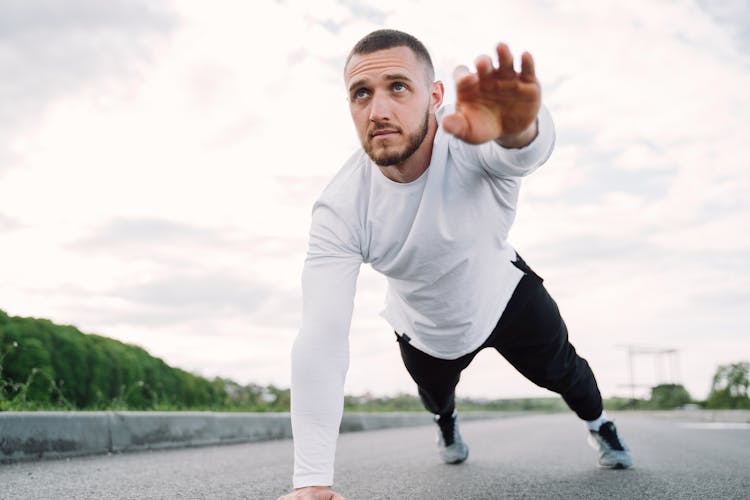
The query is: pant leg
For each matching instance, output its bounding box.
[488,284,604,421]
[396,334,478,417]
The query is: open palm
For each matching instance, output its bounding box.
[442,43,541,147]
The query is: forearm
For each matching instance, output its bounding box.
[292,250,360,488]
[291,335,348,488]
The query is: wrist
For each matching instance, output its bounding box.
[495,119,538,149]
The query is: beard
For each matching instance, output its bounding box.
[363,110,430,167]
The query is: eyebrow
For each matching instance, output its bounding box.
[384,73,413,83]
[348,73,415,94]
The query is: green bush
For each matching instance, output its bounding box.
[647,384,692,410]
[706,362,750,409]
[0,309,230,411]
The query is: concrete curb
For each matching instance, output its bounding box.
[627,409,750,423]
[0,411,508,464]
[3,409,747,464]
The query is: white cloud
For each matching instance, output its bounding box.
[0,0,176,174]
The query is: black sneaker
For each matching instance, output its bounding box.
[435,410,469,464]
[588,421,633,469]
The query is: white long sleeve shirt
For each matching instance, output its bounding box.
[291,105,555,488]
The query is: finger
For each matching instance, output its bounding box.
[452,64,471,82]
[474,54,494,79]
[496,42,515,72]
[442,112,469,139]
[520,51,536,82]
[454,68,479,92]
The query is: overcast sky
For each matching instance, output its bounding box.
[1,0,748,401]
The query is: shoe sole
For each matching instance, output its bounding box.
[441,449,469,465]
[445,454,468,465]
[598,461,632,470]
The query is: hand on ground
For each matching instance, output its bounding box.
[277,486,347,500]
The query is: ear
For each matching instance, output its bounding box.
[431,80,445,111]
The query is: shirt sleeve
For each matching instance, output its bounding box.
[450,104,556,178]
[291,199,363,488]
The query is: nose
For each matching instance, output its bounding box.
[368,92,392,122]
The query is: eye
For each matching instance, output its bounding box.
[392,82,407,92]
[353,88,370,100]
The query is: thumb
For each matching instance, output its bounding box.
[442,112,468,139]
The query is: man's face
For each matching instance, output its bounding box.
[344,46,438,167]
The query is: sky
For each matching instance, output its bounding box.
[1,0,748,401]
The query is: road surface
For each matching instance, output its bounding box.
[1,413,748,499]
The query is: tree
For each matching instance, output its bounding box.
[648,383,691,409]
[706,362,750,409]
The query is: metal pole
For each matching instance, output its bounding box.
[628,346,635,407]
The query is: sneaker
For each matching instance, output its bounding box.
[435,410,469,464]
[587,421,633,469]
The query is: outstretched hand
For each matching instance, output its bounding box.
[277,486,347,500]
[442,43,541,148]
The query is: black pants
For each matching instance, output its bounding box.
[396,256,603,422]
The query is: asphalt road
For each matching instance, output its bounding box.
[1,413,748,499]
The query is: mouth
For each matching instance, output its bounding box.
[370,129,399,139]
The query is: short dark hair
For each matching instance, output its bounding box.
[345,29,435,82]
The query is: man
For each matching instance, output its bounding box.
[278,29,633,500]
